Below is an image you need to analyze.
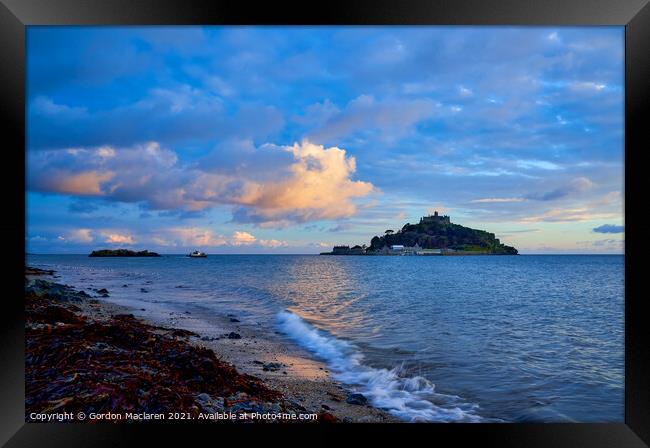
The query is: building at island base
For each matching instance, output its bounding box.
[384,244,444,255]
[321,243,450,256]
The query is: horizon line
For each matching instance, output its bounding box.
[26,252,625,256]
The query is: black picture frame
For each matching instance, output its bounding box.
[1,0,648,446]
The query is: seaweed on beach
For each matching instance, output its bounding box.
[25,279,333,423]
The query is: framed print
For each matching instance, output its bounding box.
[1,0,649,446]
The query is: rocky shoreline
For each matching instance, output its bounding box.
[25,267,395,423]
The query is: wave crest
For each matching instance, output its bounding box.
[277,310,482,422]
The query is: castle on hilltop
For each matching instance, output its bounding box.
[321,209,518,256]
[420,211,450,224]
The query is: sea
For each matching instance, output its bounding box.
[26,254,624,423]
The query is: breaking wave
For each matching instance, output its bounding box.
[276,310,482,422]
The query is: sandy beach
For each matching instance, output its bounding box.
[25,267,395,423]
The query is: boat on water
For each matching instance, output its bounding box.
[187,250,207,258]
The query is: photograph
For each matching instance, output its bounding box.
[24,25,625,425]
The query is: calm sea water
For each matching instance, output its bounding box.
[27,254,624,422]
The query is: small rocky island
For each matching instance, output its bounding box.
[321,212,518,256]
[89,249,161,257]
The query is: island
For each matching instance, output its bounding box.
[321,212,518,256]
[89,249,161,257]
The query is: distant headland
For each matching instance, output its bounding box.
[321,212,518,256]
[89,249,161,257]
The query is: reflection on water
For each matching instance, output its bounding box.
[280,256,368,334]
[28,254,624,422]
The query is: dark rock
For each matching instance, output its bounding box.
[201,336,219,341]
[262,362,283,372]
[227,332,241,339]
[346,393,368,406]
[171,328,198,338]
[229,318,240,323]
[25,279,89,303]
[97,288,109,294]
[140,288,149,293]
[321,404,331,410]
[25,266,56,276]
[122,284,128,288]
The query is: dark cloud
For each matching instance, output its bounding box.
[593,224,624,234]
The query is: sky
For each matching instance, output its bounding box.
[25,26,624,254]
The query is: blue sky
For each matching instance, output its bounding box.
[26,26,624,254]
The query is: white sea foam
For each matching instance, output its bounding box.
[277,310,482,422]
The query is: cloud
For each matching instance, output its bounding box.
[576,238,624,252]
[102,232,135,244]
[592,224,624,234]
[470,197,527,203]
[231,231,256,245]
[59,228,94,243]
[229,141,375,226]
[132,228,287,250]
[589,191,621,208]
[516,160,562,171]
[306,95,439,142]
[56,228,133,245]
[29,140,374,227]
[525,177,594,201]
[328,223,352,232]
[157,227,227,247]
[570,81,607,92]
[54,171,116,195]
[28,88,284,150]
[259,239,288,248]
[458,86,473,97]
[520,207,618,223]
